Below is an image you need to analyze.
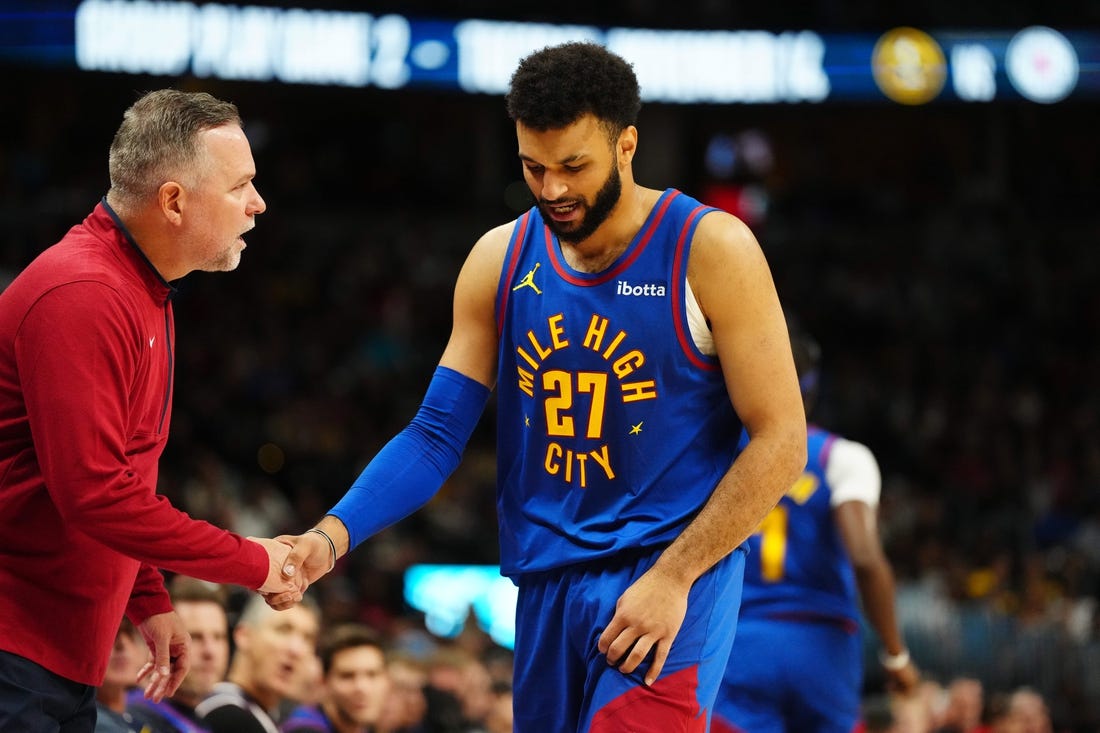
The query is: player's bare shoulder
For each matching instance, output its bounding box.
[453,219,523,313]
[686,210,772,324]
[690,209,762,267]
[464,220,516,279]
[443,220,517,383]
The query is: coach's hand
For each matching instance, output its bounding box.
[136,611,191,702]
[262,516,350,610]
[598,565,690,686]
[249,536,302,600]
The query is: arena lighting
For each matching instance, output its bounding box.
[1005,26,1080,103]
[70,1,831,102]
[403,564,518,649]
[3,0,1097,103]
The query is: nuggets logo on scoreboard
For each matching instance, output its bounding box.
[872,27,947,105]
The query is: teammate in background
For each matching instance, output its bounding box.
[196,594,321,733]
[281,624,390,733]
[271,41,806,731]
[128,577,232,733]
[714,324,920,733]
[0,88,297,733]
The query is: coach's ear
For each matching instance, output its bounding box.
[158,180,184,226]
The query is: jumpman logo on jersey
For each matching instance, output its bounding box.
[513,263,542,295]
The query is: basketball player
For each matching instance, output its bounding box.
[714,325,919,733]
[273,42,806,732]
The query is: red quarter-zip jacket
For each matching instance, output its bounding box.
[0,201,268,685]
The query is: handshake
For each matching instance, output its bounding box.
[249,518,347,610]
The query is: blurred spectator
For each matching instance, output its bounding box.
[422,646,493,732]
[377,654,428,733]
[935,677,985,733]
[481,680,512,733]
[127,577,231,732]
[196,595,320,733]
[95,620,146,733]
[1007,688,1053,733]
[281,623,390,733]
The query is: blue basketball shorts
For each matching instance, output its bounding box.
[512,545,746,733]
[713,615,862,733]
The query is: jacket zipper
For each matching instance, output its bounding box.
[157,299,173,434]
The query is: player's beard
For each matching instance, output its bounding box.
[540,162,622,244]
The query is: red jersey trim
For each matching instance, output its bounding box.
[672,205,720,372]
[496,211,532,338]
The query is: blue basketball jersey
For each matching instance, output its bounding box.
[739,425,861,624]
[716,425,865,733]
[494,189,744,577]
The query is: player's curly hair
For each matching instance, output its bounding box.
[506,42,641,139]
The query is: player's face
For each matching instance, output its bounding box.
[324,646,390,726]
[518,113,624,244]
[174,600,230,703]
[182,124,266,274]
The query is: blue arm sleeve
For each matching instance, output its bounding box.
[328,366,491,550]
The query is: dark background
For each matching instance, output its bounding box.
[2,1,1099,727]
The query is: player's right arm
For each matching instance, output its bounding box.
[437,220,511,387]
[271,223,513,603]
[830,439,920,694]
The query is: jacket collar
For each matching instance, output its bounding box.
[92,196,176,302]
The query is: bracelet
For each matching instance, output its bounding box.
[306,528,337,573]
[879,648,911,671]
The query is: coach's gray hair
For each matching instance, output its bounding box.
[107,89,241,210]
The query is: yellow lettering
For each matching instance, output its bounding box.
[545,443,562,475]
[517,367,535,398]
[543,370,575,437]
[575,453,589,488]
[787,473,819,504]
[543,443,615,486]
[621,381,658,403]
[548,313,569,350]
[601,331,627,361]
[583,315,608,352]
[590,444,615,480]
[516,346,539,370]
[527,331,551,360]
[613,350,645,378]
[758,505,789,582]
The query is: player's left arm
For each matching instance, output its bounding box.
[598,211,806,684]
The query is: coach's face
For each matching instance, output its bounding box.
[181,123,266,274]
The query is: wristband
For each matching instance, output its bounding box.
[879,648,910,671]
[306,528,337,572]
